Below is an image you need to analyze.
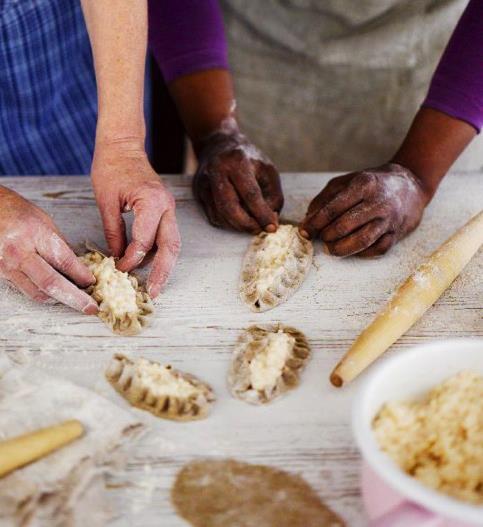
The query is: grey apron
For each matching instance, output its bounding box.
[221,0,482,172]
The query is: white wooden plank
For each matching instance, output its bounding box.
[0,172,481,526]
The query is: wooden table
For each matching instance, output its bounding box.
[1,173,482,526]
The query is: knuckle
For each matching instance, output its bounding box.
[328,243,347,257]
[133,240,151,254]
[244,187,261,202]
[332,220,348,238]
[57,254,75,273]
[358,232,373,248]
[40,274,59,295]
[152,189,176,210]
[103,226,121,241]
[3,243,21,261]
[324,203,339,221]
[220,201,238,216]
[166,194,176,210]
[156,269,171,285]
[244,185,262,201]
[33,293,49,304]
[357,171,376,185]
[166,238,181,256]
[220,148,244,165]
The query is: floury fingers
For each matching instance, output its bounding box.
[80,250,153,336]
[106,354,215,421]
[240,225,313,312]
[228,325,311,405]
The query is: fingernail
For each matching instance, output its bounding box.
[116,259,128,272]
[265,224,277,233]
[147,285,160,299]
[299,228,310,239]
[83,302,99,315]
[82,272,96,287]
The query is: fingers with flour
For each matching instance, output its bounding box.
[147,208,181,298]
[20,254,98,314]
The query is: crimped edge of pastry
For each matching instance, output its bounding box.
[228,324,311,405]
[81,249,153,336]
[106,353,215,421]
[239,226,313,312]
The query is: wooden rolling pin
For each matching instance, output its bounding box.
[330,210,483,387]
[0,420,84,478]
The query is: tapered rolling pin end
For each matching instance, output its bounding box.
[0,419,85,478]
[327,210,483,388]
[330,372,343,388]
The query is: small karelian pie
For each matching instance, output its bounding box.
[80,249,153,336]
[240,224,313,312]
[106,354,215,421]
[228,324,311,404]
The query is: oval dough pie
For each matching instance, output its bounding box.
[228,324,311,405]
[240,224,313,312]
[80,250,153,336]
[106,354,215,421]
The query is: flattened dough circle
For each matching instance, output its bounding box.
[172,459,344,527]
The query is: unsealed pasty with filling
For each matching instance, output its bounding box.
[106,354,215,421]
[240,225,313,312]
[80,250,153,336]
[228,324,311,405]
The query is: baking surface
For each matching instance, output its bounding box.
[0,172,482,526]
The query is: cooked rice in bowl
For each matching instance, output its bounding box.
[372,371,483,505]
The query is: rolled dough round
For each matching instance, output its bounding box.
[171,458,344,527]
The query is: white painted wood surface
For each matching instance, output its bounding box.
[0,173,482,526]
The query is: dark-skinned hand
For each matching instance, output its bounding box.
[300,163,429,257]
[193,130,284,234]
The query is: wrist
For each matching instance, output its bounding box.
[387,161,435,206]
[168,69,237,151]
[95,113,146,147]
[391,108,476,204]
[193,116,241,157]
[94,133,146,157]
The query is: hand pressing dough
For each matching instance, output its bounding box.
[240,225,313,312]
[228,324,311,404]
[105,354,215,421]
[80,250,153,336]
[171,459,344,527]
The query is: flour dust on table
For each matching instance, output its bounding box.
[240,224,313,312]
[105,354,216,421]
[228,324,311,404]
[80,250,153,336]
[172,458,345,527]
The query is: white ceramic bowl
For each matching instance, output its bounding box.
[352,338,483,527]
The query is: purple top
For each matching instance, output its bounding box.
[148,0,483,134]
[148,0,228,84]
[423,0,483,133]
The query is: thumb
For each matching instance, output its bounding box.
[98,198,127,257]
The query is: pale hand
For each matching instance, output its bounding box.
[91,141,181,298]
[0,186,98,313]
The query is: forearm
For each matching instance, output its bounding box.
[168,69,236,153]
[392,108,476,202]
[80,0,147,144]
[148,0,231,152]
